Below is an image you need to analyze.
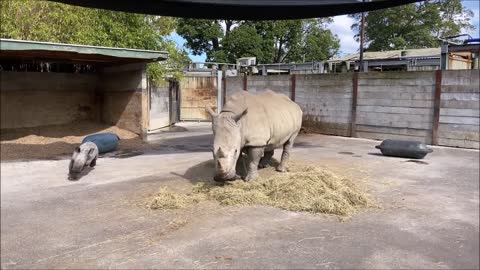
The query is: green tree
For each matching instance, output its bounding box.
[0,0,189,82]
[176,19,340,63]
[350,0,474,51]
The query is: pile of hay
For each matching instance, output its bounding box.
[148,166,373,216]
[0,122,148,160]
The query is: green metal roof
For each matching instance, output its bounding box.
[0,39,168,64]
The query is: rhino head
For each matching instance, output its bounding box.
[207,106,248,182]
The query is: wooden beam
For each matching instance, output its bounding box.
[432,70,442,145]
[290,74,296,101]
[350,72,359,137]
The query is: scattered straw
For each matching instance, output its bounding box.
[148,165,373,216]
[147,187,206,210]
[0,122,149,160]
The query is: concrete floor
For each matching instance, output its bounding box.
[1,122,479,269]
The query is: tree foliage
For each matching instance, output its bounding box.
[0,0,189,83]
[350,0,474,51]
[176,19,340,63]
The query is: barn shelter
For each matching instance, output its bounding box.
[0,38,168,138]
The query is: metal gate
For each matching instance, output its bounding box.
[149,79,179,131]
[179,76,218,121]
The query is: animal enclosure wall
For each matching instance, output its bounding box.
[356,72,435,143]
[438,70,479,149]
[0,72,97,129]
[180,76,217,120]
[224,70,480,149]
[1,64,149,137]
[98,65,147,135]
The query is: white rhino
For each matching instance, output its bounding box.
[206,89,303,182]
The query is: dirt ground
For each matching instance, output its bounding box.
[1,122,479,269]
[0,122,152,161]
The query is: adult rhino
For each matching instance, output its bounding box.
[206,89,303,182]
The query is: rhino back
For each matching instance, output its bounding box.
[223,90,302,147]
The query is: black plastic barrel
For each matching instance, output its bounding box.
[375,139,433,159]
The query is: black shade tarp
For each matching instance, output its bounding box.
[48,0,422,20]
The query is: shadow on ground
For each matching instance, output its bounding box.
[171,154,280,184]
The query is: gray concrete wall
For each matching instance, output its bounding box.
[0,71,97,129]
[224,70,479,149]
[247,75,292,97]
[356,72,435,143]
[438,70,480,149]
[98,64,147,135]
[296,73,353,136]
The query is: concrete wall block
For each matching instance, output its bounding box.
[100,69,144,92]
[439,115,480,125]
[440,108,480,117]
[357,105,433,115]
[358,85,435,93]
[356,131,430,144]
[441,93,480,101]
[441,85,480,93]
[1,71,98,92]
[357,98,434,108]
[437,137,479,149]
[357,111,433,123]
[358,91,433,100]
[440,100,480,110]
[356,125,431,137]
[438,129,479,141]
[359,71,434,80]
[438,123,480,132]
[356,117,432,129]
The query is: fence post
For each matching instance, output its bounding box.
[290,74,296,101]
[243,73,247,91]
[350,72,359,137]
[222,77,226,105]
[432,70,442,145]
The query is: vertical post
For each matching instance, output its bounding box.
[432,70,442,145]
[140,65,149,141]
[350,72,359,137]
[222,77,226,105]
[217,71,223,113]
[359,1,366,72]
[440,44,449,70]
[243,73,247,91]
[290,74,296,101]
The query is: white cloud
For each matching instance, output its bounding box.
[327,15,359,56]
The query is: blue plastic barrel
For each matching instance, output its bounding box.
[81,133,120,154]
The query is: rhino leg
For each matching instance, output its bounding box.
[277,133,298,172]
[244,147,264,182]
[258,150,274,168]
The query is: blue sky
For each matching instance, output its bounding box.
[168,0,479,62]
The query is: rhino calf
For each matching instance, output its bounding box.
[68,142,99,180]
[207,89,303,182]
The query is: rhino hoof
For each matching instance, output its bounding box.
[276,166,288,173]
[244,173,258,182]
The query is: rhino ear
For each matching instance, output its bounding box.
[233,109,248,123]
[75,146,81,153]
[205,106,217,119]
